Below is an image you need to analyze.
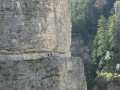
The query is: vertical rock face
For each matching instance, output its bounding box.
[0,0,87,90]
[71,34,91,63]
[0,57,87,90]
[0,0,71,55]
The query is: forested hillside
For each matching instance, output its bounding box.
[70,0,120,90]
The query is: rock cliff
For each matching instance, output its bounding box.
[0,0,87,90]
[0,57,87,90]
[0,0,71,56]
[71,34,91,63]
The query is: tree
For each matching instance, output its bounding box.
[108,15,117,51]
[92,16,109,72]
[70,0,98,40]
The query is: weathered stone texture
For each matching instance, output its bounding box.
[0,0,71,54]
[0,57,87,90]
[0,0,87,90]
[71,34,91,63]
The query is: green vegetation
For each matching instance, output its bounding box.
[70,0,120,90]
[70,0,98,40]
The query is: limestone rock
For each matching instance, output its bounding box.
[0,0,71,55]
[0,57,87,90]
[71,34,91,63]
[0,0,87,90]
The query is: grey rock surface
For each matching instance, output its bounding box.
[71,34,92,63]
[0,0,87,90]
[0,0,71,55]
[0,57,87,90]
